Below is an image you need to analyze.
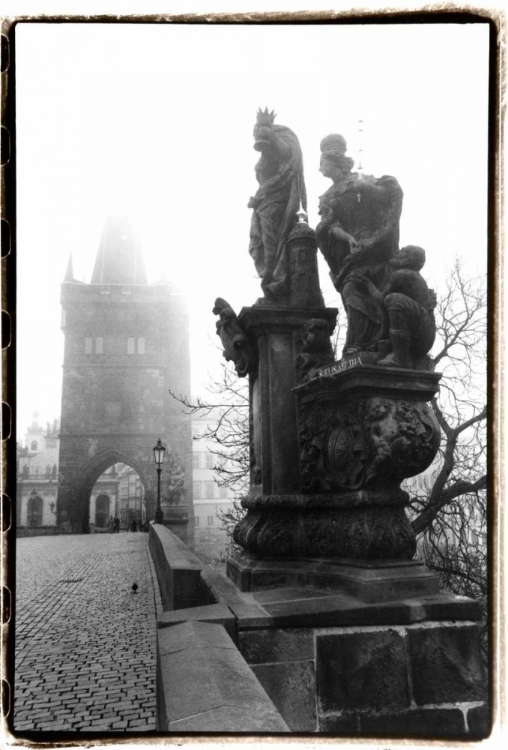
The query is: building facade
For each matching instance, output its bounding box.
[16,414,60,530]
[56,217,193,533]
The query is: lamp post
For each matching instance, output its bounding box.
[153,438,166,524]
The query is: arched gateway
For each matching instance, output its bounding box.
[57,218,193,534]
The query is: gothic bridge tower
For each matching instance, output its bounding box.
[57,217,192,534]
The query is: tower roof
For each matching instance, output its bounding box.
[64,253,74,282]
[91,217,147,285]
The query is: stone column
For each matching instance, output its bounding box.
[238,305,338,498]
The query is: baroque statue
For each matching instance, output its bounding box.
[248,108,306,303]
[316,134,403,356]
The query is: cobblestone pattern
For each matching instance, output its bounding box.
[14,533,158,733]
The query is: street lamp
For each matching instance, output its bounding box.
[153,438,166,524]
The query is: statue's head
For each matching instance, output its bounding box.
[301,318,333,353]
[320,134,355,182]
[396,245,426,271]
[253,107,277,151]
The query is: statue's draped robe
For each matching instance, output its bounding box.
[316,174,403,352]
[249,126,306,301]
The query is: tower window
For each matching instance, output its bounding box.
[137,337,145,354]
[193,482,202,499]
[85,337,93,354]
[207,516,214,526]
[61,309,66,327]
[95,337,103,354]
[192,453,200,469]
[205,482,215,499]
[127,338,135,354]
[30,440,38,451]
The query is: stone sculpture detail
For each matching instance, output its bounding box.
[296,318,335,383]
[316,134,403,356]
[213,298,256,377]
[248,108,306,303]
[299,394,440,495]
[377,246,437,368]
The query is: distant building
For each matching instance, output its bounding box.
[56,217,193,535]
[191,410,238,563]
[17,414,149,534]
[16,413,60,530]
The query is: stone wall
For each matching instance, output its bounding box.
[16,526,59,538]
[148,524,490,739]
[239,621,489,737]
[148,524,288,732]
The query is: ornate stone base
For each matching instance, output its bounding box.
[234,489,416,560]
[227,551,440,602]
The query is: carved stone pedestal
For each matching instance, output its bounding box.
[232,364,441,562]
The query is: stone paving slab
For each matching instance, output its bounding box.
[14,533,157,733]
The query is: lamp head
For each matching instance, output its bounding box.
[153,438,166,467]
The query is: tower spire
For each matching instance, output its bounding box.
[91,216,147,285]
[64,253,74,282]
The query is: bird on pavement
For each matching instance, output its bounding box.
[131,583,138,593]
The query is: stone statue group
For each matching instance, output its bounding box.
[248,109,437,371]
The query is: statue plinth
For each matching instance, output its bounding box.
[237,305,338,497]
[228,362,441,585]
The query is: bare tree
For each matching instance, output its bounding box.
[169,362,250,495]
[404,261,487,660]
[168,363,249,559]
[409,261,487,532]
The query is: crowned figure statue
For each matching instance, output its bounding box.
[248,108,306,304]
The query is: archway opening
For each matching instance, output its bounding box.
[89,462,146,532]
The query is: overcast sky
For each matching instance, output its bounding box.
[15,21,490,437]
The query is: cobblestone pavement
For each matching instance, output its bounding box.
[14,533,158,733]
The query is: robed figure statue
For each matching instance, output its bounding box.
[316,134,403,355]
[248,108,306,303]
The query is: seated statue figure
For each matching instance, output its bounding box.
[248,109,306,303]
[377,246,437,368]
[316,134,403,355]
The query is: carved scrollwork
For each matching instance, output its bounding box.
[233,504,416,560]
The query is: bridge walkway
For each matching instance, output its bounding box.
[14,532,159,733]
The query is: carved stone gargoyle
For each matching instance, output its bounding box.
[213,298,257,378]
